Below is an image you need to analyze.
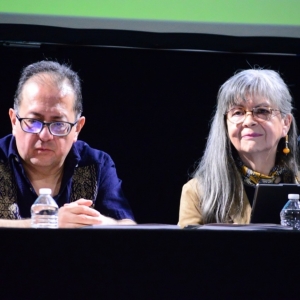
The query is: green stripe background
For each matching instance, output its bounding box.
[1,0,299,25]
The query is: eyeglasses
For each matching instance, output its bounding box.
[226,107,281,124]
[16,114,78,136]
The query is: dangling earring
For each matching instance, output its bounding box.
[283,135,290,155]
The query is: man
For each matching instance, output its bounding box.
[0,60,135,227]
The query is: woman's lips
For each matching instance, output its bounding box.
[242,133,263,138]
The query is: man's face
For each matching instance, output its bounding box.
[9,74,85,172]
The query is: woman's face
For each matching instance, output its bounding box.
[226,96,291,162]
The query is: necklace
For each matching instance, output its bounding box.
[235,157,291,187]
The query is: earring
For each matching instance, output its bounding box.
[283,135,290,155]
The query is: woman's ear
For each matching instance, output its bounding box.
[282,114,292,137]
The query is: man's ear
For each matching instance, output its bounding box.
[73,116,85,143]
[282,114,292,137]
[9,108,17,136]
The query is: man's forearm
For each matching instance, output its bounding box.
[101,216,136,225]
[0,218,135,228]
[0,219,31,228]
[116,219,136,225]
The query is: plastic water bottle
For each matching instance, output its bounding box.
[280,194,300,230]
[31,188,59,228]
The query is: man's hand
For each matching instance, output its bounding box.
[58,199,136,228]
[59,199,103,228]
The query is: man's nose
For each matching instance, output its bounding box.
[38,124,53,140]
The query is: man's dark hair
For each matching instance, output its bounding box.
[14,60,82,117]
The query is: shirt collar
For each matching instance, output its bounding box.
[8,135,21,163]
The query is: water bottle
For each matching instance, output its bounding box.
[280,194,300,230]
[31,188,59,228]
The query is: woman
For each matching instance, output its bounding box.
[178,69,300,227]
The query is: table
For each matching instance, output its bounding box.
[1,226,299,299]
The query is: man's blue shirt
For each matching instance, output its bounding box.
[0,134,134,220]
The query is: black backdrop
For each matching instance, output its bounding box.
[1,39,300,224]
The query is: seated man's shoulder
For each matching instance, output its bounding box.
[0,134,14,160]
[74,140,112,165]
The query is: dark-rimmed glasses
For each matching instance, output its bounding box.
[16,114,78,136]
[226,107,281,124]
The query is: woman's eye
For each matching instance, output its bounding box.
[232,110,244,116]
[256,108,270,115]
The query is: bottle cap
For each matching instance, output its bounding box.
[39,188,52,195]
[288,194,300,200]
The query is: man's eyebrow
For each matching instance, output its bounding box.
[26,112,66,120]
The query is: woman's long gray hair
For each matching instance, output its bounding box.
[193,69,299,223]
